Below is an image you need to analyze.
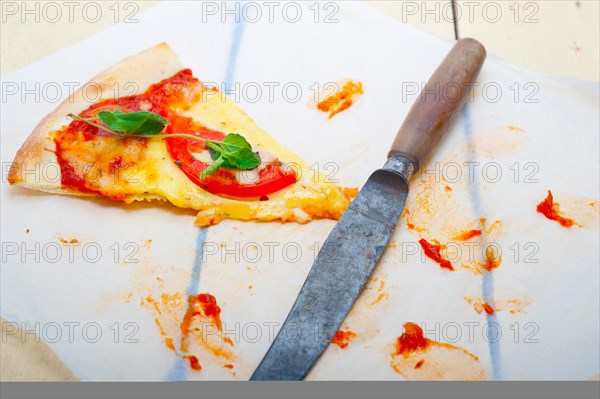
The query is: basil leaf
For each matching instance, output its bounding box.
[219,133,253,151]
[204,133,261,177]
[227,147,262,169]
[98,110,168,135]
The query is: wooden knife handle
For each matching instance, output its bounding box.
[388,38,486,172]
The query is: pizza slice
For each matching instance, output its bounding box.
[8,43,353,226]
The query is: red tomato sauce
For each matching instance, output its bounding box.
[180,292,226,353]
[330,330,357,349]
[317,80,363,118]
[54,139,99,194]
[396,323,429,357]
[454,229,482,241]
[536,190,575,227]
[183,355,202,371]
[55,69,297,198]
[418,239,454,271]
[181,293,224,338]
[196,293,222,330]
[482,303,495,315]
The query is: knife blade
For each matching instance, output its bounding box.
[251,38,486,381]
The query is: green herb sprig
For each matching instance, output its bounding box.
[67,110,261,179]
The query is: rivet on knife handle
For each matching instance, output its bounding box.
[387,38,486,174]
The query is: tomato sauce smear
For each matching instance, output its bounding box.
[317,80,363,119]
[482,245,502,272]
[418,238,454,271]
[454,229,482,241]
[55,69,298,199]
[396,323,430,357]
[183,355,202,371]
[536,190,575,227]
[482,303,495,315]
[330,330,357,349]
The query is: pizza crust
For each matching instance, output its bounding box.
[8,42,183,195]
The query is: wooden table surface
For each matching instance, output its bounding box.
[1,0,598,381]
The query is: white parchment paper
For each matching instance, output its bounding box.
[1,1,598,380]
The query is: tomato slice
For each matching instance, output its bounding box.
[165,117,297,198]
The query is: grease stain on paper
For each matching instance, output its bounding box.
[464,295,532,315]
